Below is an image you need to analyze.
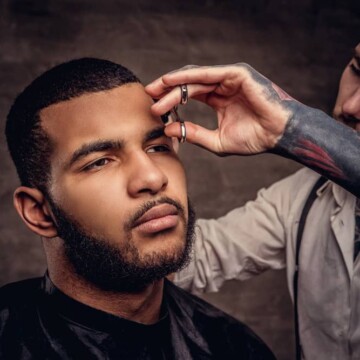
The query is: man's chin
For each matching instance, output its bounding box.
[64,231,191,293]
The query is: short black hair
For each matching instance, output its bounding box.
[5,58,141,191]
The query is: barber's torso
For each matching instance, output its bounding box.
[177,168,359,360]
[287,174,357,360]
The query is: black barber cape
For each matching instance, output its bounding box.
[0,274,276,359]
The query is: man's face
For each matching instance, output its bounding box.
[333,42,360,131]
[40,83,193,291]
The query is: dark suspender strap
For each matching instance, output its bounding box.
[294,176,327,360]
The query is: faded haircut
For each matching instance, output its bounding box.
[5,58,141,191]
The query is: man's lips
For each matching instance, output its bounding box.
[132,203,179,234]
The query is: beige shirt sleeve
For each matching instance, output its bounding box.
[175,170,308,294]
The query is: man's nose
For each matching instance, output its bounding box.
[342,87,360,119]
[126,153,168,197]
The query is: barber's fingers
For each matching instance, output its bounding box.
[151,83,217,116]
[146,65,227,95]
[145,65,202,96]
[146,64,251,96]
[162,65,232,87]
[165,121,222,154]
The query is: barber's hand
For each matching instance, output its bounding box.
[145,63,295,155]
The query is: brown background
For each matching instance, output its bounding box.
[1,1,359,359]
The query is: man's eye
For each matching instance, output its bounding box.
[83,158,111,171]
[147,145,170,153]
[350,63,360,76]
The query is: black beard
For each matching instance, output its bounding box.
[47,195,196,293]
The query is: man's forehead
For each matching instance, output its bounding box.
[39,84,161,153]
[40,83,152,116]
[40,84,155,131]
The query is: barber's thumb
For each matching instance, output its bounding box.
[165,121,219,153]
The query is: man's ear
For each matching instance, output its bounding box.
[13,186,58,238]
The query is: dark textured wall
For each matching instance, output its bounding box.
[1,1,359,359]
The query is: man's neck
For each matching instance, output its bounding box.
[48,266,164,325]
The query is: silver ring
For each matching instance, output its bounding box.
[180,121,186,143]
[180,84,188,105]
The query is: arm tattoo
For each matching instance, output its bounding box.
[243,63,360,197]
[272,102,360,198]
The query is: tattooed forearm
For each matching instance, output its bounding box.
[272,102,360,198]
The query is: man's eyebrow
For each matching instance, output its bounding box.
[68,140,123,167]
[143,126,166,143]
[67,127,166,168]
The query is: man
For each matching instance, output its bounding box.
[1,58,277,359]
[146,43,360,359]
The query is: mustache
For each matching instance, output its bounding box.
[125,196,186,231]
